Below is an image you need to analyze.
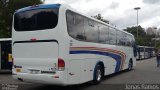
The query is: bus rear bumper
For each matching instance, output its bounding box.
[12,72,67,85]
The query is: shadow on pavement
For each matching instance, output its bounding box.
[17,70,132,90]
[102,69,133,81]
[18,83,94,90]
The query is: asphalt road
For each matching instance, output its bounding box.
[0,57,160,90]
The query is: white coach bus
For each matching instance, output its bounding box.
[12,4,136,85]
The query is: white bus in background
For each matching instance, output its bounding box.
[0,38,12,71]
[136,46,155,60]
[12,4,136,85]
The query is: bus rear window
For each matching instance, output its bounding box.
[14,8,58,31]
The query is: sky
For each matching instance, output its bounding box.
[44,0,160,30]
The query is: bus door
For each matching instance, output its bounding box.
[1,41,12,70]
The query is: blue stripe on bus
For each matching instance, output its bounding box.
[70,50,122,73]
[15,4,61,13]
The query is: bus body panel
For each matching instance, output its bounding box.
[136,46,155,60]
[13,42,58,73]
[12,70,68,85]
[12,4,136,85]
[12,4,70,85]
[67,37,135,84]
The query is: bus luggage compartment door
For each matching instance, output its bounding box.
[13,41,58,73]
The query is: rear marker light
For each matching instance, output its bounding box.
[30,38,37,41]
[54,76,59,78]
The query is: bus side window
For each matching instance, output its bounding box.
[74,14,85,40]
[84,19,98,42]
[108,27,116,45]
[66,11,85,41]
[116,30,121,45]
[98,24,109,44]
[66,11,75,37]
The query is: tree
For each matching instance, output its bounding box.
[124,25,155,46]
[0,0,42,38]
[92,14,109,24]
[155,42,160,49]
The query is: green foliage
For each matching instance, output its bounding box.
[155,42,160,49]
[0,0,42,38]
[124,25,155,47]
[92,14,109,24]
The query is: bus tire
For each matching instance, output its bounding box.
[93,64,103,84]
[128,59,133,71]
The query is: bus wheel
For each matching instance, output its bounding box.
[128,60,133,71]
[93,64,103,84]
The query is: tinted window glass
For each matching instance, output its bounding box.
[116,30,122,45]
[66,10,133,45]
[84,19,98,42]
[99,24,109,44]
[139,47,144,52]
[109,28,116,45]
[66,11,85,40]
[126,35,132,46]
[14,9,58,31]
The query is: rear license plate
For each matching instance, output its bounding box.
[16,68,21,72]
[30,70,40,74]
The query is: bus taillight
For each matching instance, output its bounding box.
[58,58,65,71]
[30,38,37,41]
